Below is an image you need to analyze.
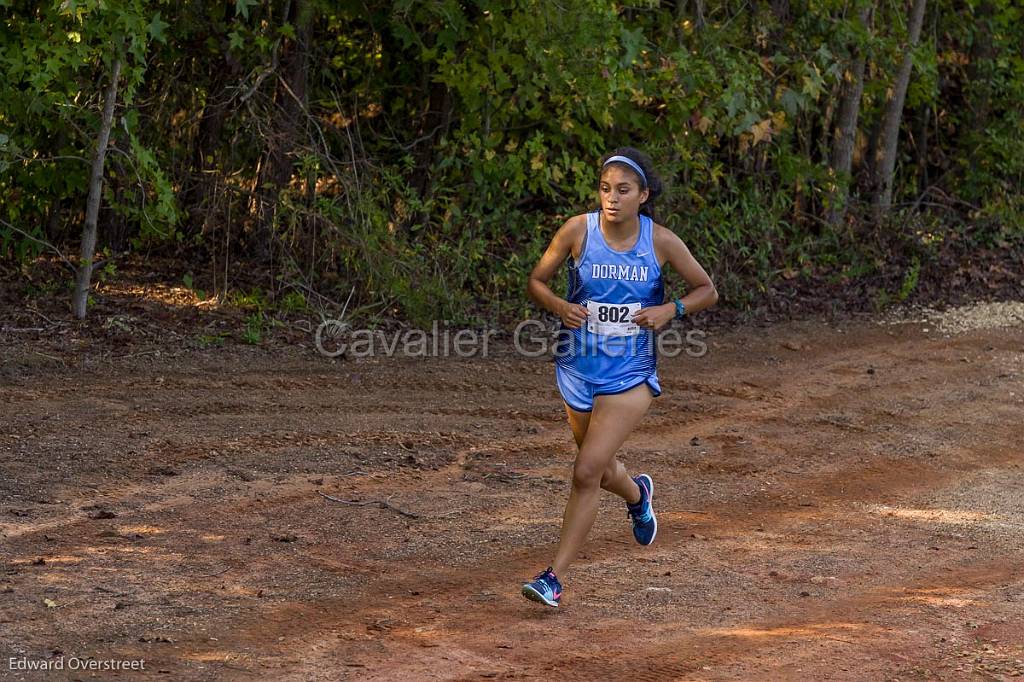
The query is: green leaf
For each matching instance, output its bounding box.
[228,31,245,52]
[619,26,645,67]
[235,0,257,19]
[801,67,825,100]
[147,13,169,43]
[779,88,805,116]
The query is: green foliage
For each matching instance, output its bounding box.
[0,0,178,257]
[195,332,227,348]
[242,312,263,345]
[1,0,1021,323]
[279,290,308,313]
[898,257,921,301]
[229,288,268,312]
[117,119,180,245]
[95,247,117,284]
[182,271,206,300]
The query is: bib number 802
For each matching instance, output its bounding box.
[585,300,641,336]
[597,305,632,323]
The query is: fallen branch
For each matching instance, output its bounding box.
[32,350,65,364]
[25,308,59,326]
[820,417,867,432]
[317,490,420,519]
[113,349,162,360]
[824,636,855,645]
[193,566,232,578]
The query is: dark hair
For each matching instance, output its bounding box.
[598,146,663,220]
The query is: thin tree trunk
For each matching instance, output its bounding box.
[828,5,873,227]
[768,0,790,49]
[914,104,930,194]
[872,0,928,221]
[864,113,882,185]
[965,0,995,169]
[255,0,312,260]
[45,129,67,242]
[73,54,121,319]
[693,0,706,30]
[409,81,452,208]
[675,0,705,31]
[45,198,62,243]
[266,0,311,193]
[184,4,243,234]
[818,81,840,164]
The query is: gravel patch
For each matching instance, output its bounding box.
[879,300,1024,335]
[860,467,1024,547]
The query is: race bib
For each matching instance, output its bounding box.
[586,300,642,336]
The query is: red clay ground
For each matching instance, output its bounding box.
[2,310,1023,680]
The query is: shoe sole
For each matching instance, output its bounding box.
[521,584,559,607]
[636,473,657,546]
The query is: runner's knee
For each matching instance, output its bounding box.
[572,458,605,490]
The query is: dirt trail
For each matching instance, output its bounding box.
[1,314,1023,680]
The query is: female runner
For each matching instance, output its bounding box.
[521,147,718,607]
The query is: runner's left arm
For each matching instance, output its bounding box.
[632,226,718,329]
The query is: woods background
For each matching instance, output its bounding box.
[1,0,1022,328]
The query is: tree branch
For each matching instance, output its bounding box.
[317,490,420,519]
[0,218,76,273]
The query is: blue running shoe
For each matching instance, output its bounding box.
[627,474,657,545]
[521,567,561,607]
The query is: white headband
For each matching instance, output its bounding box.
[603,155,647,188]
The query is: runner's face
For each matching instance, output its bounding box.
[599,165,649,224]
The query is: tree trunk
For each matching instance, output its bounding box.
[675,0,705,31]
[189,87,234,231]
[914,104,930,194]
[769,0,789,22]
[184,4,243,234]
[693,0,706,30]
[864,113,881,186]
[768,0,790,49]
[45,198,62,243]
[409,81,452,207]
[73,54,121,320]
[266,0,312,193]
[255,0,313,260]
[872,0,928,222]
[964,0,995,168]
[827,5,873,227]
[45,128,67,242]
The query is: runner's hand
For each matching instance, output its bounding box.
[558,301,590,329]
[632,303,675,331]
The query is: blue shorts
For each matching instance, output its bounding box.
[555,365,662,413]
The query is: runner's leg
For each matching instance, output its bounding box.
[551,384,652,576]
[565,404,641,504]
[601,458,642,504]
[564,403,590,449]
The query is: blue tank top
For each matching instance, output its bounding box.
[554,210,664,382]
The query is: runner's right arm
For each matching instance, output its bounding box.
[527,216,590,329]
